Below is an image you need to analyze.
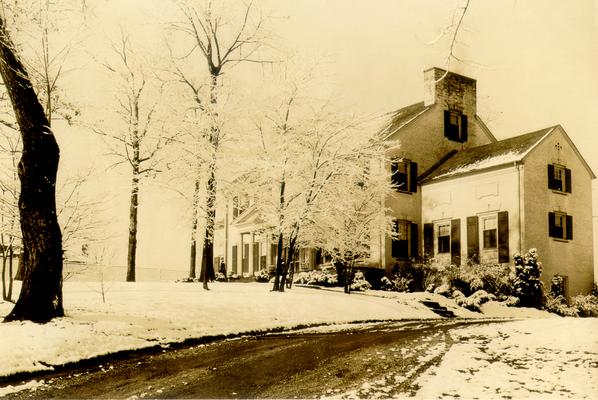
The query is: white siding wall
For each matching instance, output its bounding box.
[421,166,521,264]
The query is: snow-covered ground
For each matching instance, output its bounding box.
[415,318,598,399]
[0,281,596,399]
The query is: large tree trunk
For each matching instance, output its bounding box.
[199,161,216,290]
[0,16,63,323]
[188,177,200,279]
[7,245,13,300]
[279,230,298,292]
[126,171,139,282]
[272,232,284,291]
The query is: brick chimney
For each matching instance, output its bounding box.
[423,67,477,117]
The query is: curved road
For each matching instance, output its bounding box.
[4,319,508,399]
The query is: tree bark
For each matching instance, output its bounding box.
[0,15,63,323]
[199,74,219,290]
[126,171,139,282]
[272,232,284,291]
[200,162,216,290]
[188,177,200,279]
[279,230,298,291]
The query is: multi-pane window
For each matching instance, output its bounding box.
[391,160,417,193]
[549,212,572,240]
[391,161,408,191]
[482,216,497,248]
[444,110,468,143]
[548,164,571,193]
[392,220,409,259]
[437,224,450,254]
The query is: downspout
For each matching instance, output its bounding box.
[224,203,229,272]
[516,162,524,254]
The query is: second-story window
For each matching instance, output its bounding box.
[548,164,571,193]
[391,160,417,193]
[549,212,573,240]
[444,110,468,143]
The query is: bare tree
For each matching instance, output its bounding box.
[169,0,270,289]
[93,32,171,282]
[0,13,63,322]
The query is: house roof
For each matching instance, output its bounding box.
[420,126,557,183]
[379,101,497,143]
[379,101,432,140]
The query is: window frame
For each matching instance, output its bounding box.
[444,110,468,143]
[549,211,572,241]
[481,215,498,249]
[391,219,411,259]
[548,163,571,193]
[437,223,451,254]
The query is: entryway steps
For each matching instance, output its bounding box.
[420,300,456,318]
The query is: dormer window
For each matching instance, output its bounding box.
[444,110,468,143]
[548,164,571,193]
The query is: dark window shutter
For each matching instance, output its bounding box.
[461,115,468,142]
[410,223,418,259]
[423,223,434,259]
[466,216,479,262]
[498,211,509,263]
[253,243,260,270]
[232,245,238,274]
[565,168,572,193]
[450,218,461,266]
[566,215,573,240]
[444,110,451,139]
[409,162,418,192]
[391,220,399,258]
[548,212,556,238]
[547,164,555,190]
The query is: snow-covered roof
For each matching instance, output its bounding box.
[379,101,432,140]
[420,126,556,183]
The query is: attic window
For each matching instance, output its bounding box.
[444,110,468,143]
[548,164,571,193]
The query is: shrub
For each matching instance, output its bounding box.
[571,295,598,317]
[379,275,411,292]
[433,283,452,297]
[453,289,495,312]
[512,248,543,308]
[254,269,270,283]
[350,271,371,292]
[215,272,227,282]
[293,270,338,287]
[544,293,578,317]
[390,260,443,292]
[443,262,514,297]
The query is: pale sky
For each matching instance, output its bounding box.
[48,0,598,271]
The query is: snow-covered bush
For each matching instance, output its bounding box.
[254,269,270,283]
[503,296,520,307]
[433,283,452,297]
[229,273,241,280]
[544,294,578,317]
[453,290,496,312]
[389,260,443,292]
[379,275,411,292]
[350,271,371,292]
[442,262,514,297]
[215,272,227,282]
[512,249,543,308]
[293,270,338,287]
[571,295,598,317]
